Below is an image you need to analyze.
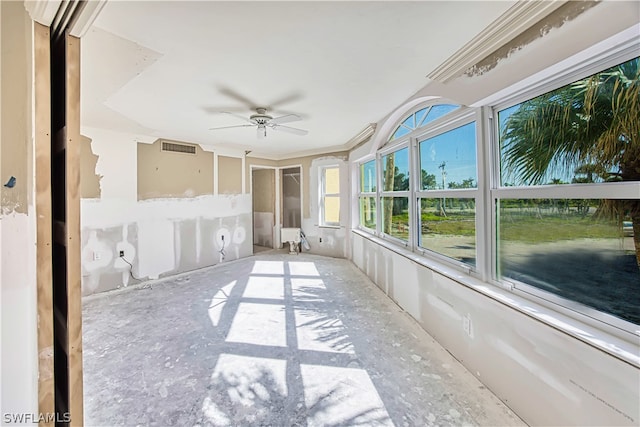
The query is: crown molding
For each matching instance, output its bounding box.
[24,0,62,26]
[427,0,568,83]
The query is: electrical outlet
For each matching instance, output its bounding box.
[119,250,125,257]
[462,314,473,338]
[92,251,101,261]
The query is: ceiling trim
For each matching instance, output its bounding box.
[24,0,61,26]
[427,0,568,83]
[24,0,106,37]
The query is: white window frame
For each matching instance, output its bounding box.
[489,48,640,334]
[378,141,412,247]
[414,109,481,273]
[358,159,377,233]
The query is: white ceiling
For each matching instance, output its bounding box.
[82,1,521,158]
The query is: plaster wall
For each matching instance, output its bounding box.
[0,1,38,418]
[351,232,640,426]
[218,156,242,194]
[138,139,213,200]
[80,128,251,295]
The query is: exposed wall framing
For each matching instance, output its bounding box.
[34,21,55,427]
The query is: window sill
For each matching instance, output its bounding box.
[318,224,342,229]
[351,228,640,368]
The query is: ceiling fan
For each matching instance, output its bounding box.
[209,108,308,139]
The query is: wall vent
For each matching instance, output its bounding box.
[161,141,196,154]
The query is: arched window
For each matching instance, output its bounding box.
[389,104,459,141]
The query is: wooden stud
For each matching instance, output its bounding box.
[65,32,84,426]
[34,22,55,427]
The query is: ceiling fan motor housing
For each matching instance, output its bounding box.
[250,108,272,125]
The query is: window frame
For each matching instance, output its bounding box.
[489,53,640,333]
[354,30,640,344]
[357,159,377,233]
[378,141,412,246]
[319,165,341,227]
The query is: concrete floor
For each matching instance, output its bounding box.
[82,252,526,427]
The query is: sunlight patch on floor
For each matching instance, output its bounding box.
[226,302,287,347]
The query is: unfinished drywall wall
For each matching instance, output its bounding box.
[0,0,38,418]
[351,232,639,426]
[218,155,242,194]
[80,128,252,295]
[80,135,101,198]
[137,139,213,200]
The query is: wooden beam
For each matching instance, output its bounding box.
[65,32,83,426]
[34,22,55,427]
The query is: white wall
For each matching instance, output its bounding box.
[352,232,639,426]
[0,1,38,420]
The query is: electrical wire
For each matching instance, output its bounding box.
[219,235,226,259]
[121,255,142,281]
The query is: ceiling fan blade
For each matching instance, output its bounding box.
[219,111,257,124]
[218,86,258,109]
[209,124,255,131]
[272,125,308,136]
[269,114,301,125]
[257,126,266,140]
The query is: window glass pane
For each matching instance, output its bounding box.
[402,115,415,130]
[423,104,459,126]
[498,198,639,325]
[382,147,409,191]
[360,161,376,192]
[420,198,476,265]
[391,125,410,140]
[382,197,409,240]
[324,167,340,194]
[419,122,476,190]
[324,196,340,224]
[498,57,639,187]
[359,196,376,230]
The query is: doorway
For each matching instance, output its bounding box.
[251,167,276,252]
[281,167,302,229]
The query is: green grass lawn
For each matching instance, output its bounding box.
[388,211,622,243]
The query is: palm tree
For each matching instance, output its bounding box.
[501,57,640,268]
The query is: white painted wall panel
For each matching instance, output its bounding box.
[351,232,640,426]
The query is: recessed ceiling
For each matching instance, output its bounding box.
[81,1,517,158]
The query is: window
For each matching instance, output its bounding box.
[320,166,340,226]
[356,53,640,333]
[496,57,640,326]
[359,160,377,230]
[417,122,477,266]
[381,147,410,241]
[389,104,459,141]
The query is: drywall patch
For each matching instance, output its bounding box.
[465,1,600,77]
[80,135,102,198]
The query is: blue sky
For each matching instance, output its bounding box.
[419,122,476,188]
